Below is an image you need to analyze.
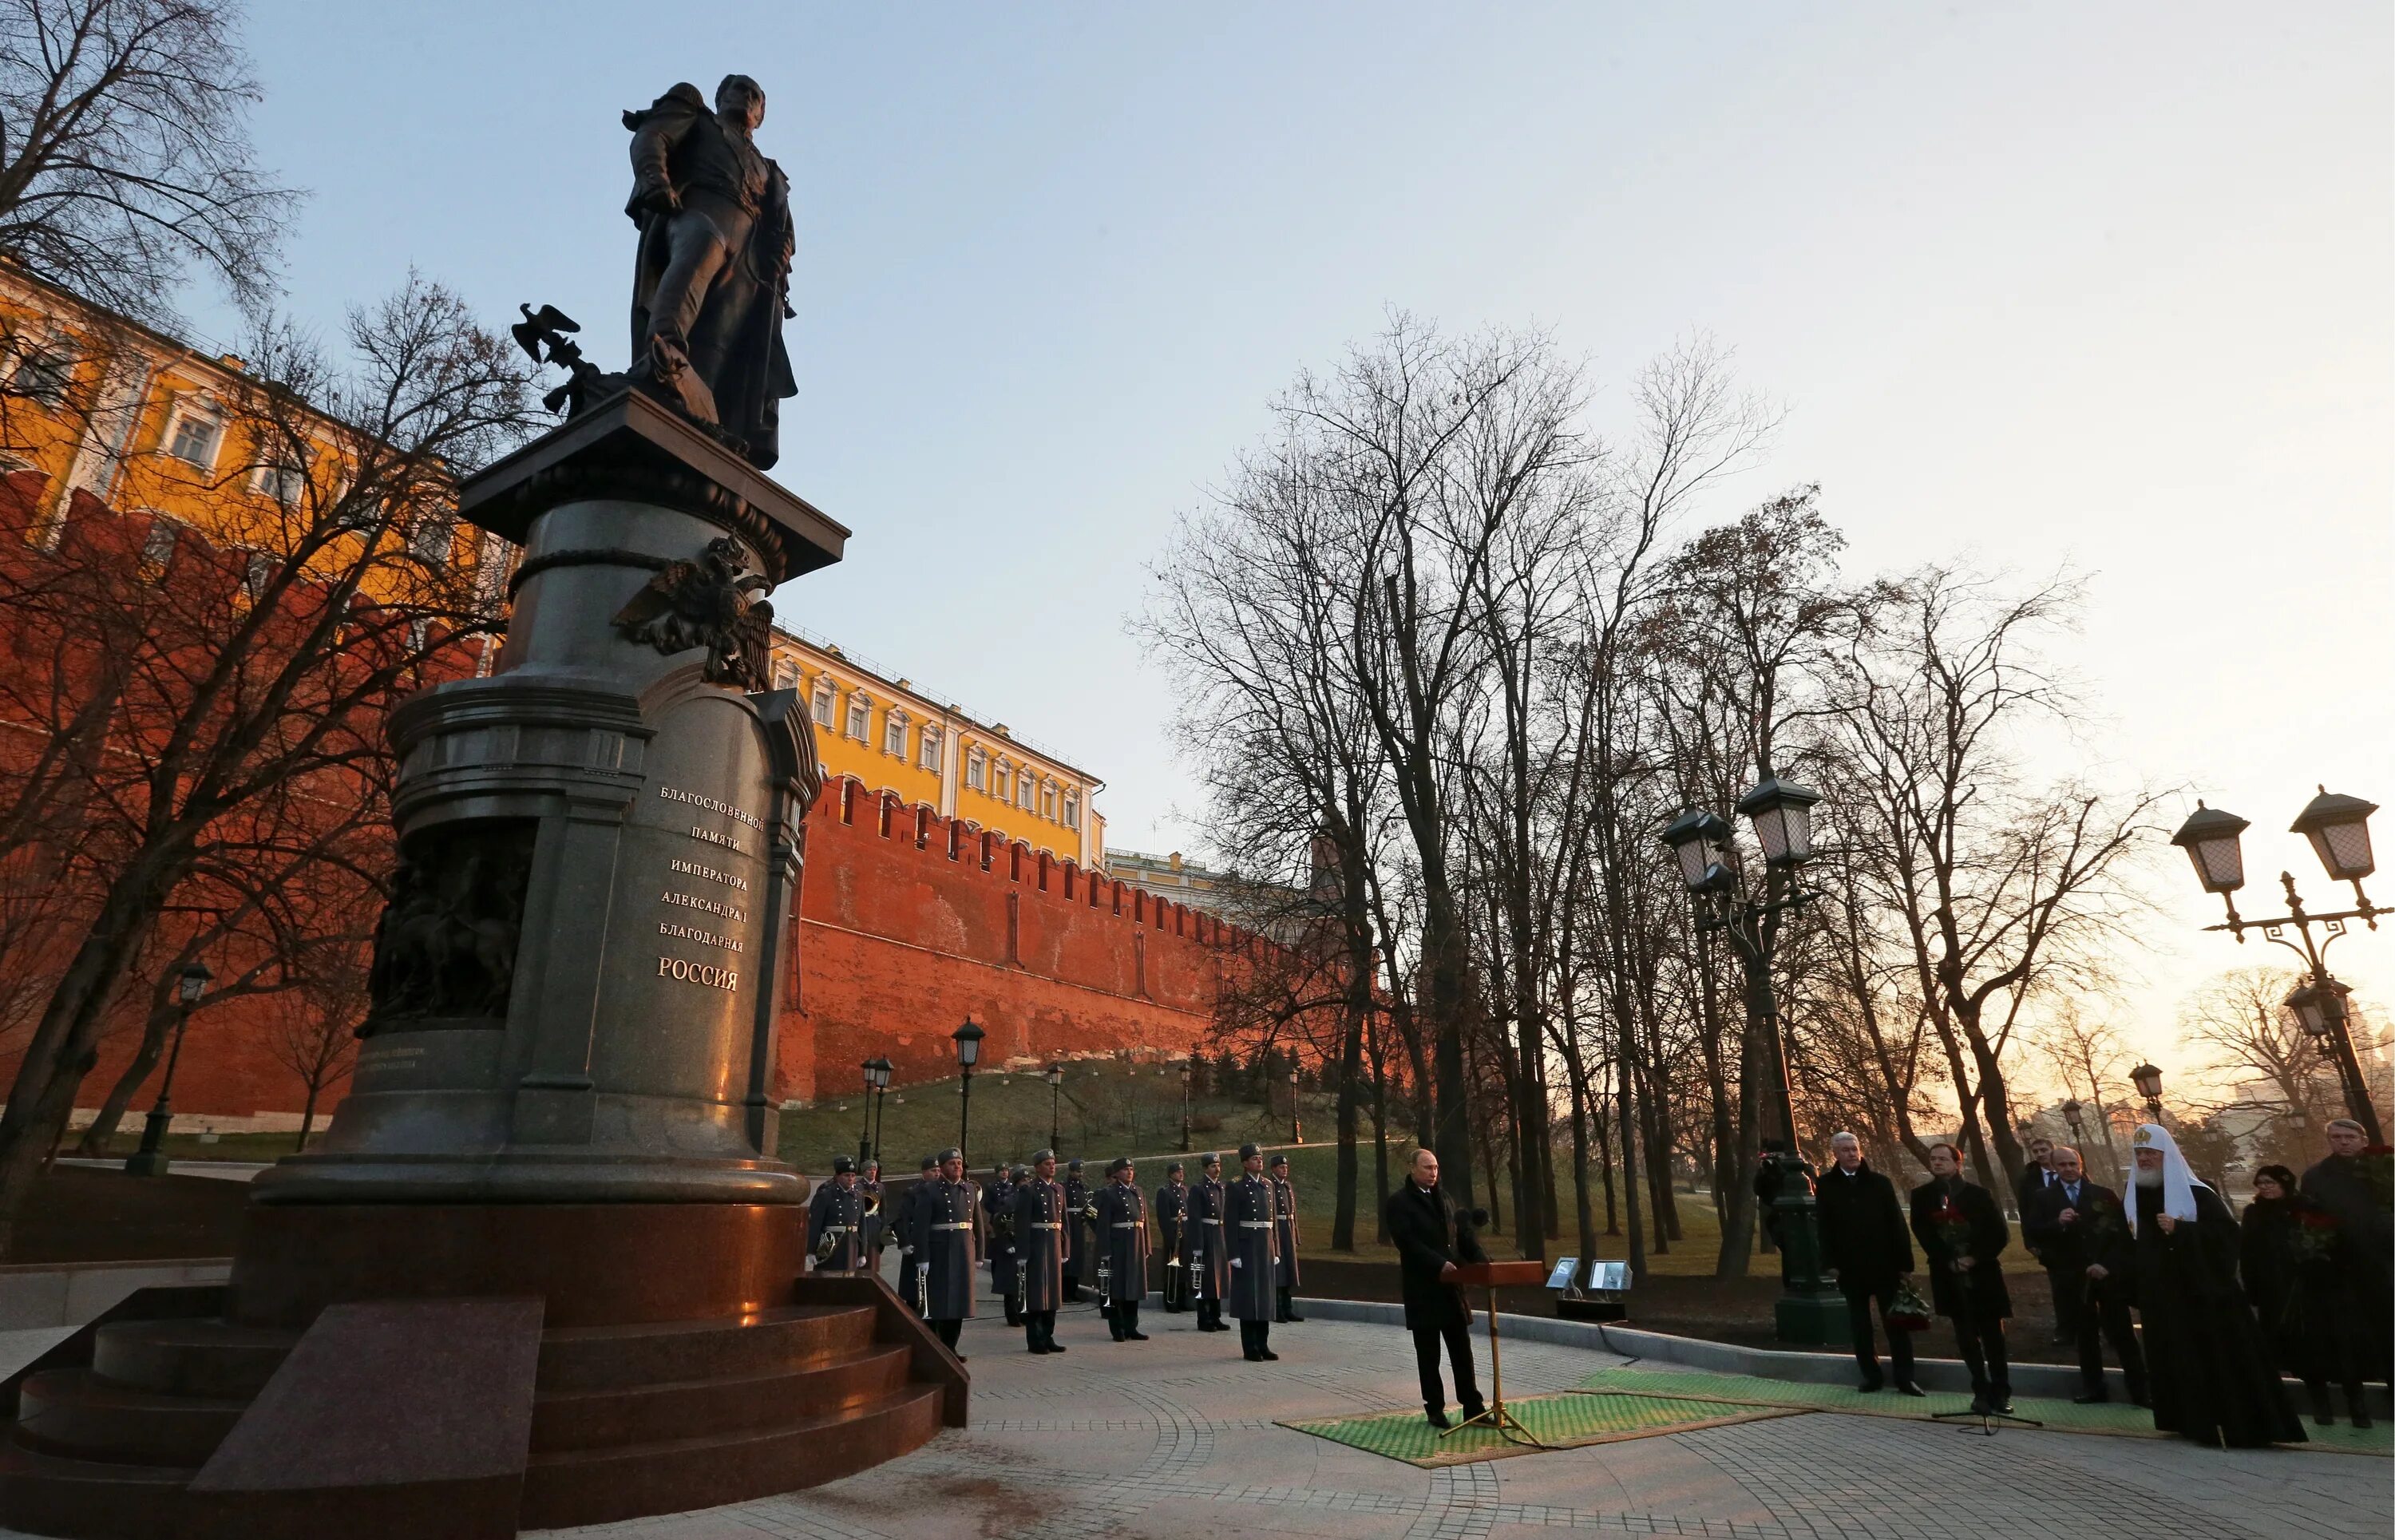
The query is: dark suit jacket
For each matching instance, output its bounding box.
[1909,1177,2013,1319]
[1383,1180,1486,1331]
[2020,1177,2129,1280]
[1814,1163,1913,1295]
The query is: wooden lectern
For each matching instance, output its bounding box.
[1443,1261,1549,1447]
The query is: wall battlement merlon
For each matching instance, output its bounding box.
[814,775,1260,953]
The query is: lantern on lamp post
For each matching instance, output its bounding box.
[952,1019,985,1162]
[128,962,211,1177]
[2060,1098,2084,1140]
[1659,764,1840,1345]
[862,1056,893,1167]
[1179,1059,1193,1154]
[1045,1062,1063,1152]
[1289,1065,1302,1146]
[2131,1063,2163,1124]
[2171,789,2384,1142]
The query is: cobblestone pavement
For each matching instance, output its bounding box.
[539,1293,2389,1540]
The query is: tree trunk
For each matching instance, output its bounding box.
[73,995,176,1155]
[1331,993,1363,1250]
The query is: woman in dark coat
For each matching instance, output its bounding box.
[2242,1164,2372,1427]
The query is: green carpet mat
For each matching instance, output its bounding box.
[1285,1392,1797,1466]
[1575,1366,2392,1455]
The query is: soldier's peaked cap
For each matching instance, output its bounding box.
[919,1154,940,1170]
[1031,1148,1056,1164]
[1201,1152,1221,1166]
[1269,1153,1289,1168]
[1067,1158,1083,1170]
[936,1146,962,1164]
[1108,1156,1134,1174]
[831,1154,856,1174]
[1237,1142,1262,1161]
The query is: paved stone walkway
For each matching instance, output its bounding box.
[540,1293,2389,1540]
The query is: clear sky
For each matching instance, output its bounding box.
[204,1,2389,1075]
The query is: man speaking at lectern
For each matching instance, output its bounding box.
[1384,1147,1489,1429]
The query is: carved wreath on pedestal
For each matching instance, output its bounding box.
[611,535,774,691]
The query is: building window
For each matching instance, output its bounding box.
[1019,774,1035,812]
[811,679,835,727]
[883,710,907,756]
[846,694,870,740]
[1063,792,1079,831]
[965,747,986,791]
[10,339,73,407]
[773,657,798,691]
[408,508,453,565]
[993,762,1010,801]
[1040,782,1057,821]
[164,406,222,469]
[919,726,942,773]
[251,455,308,507]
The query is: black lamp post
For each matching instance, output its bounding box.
[1289,1066,1302,1145]
[1179,1059,1193,1153]
[1661,766,1844,1345]
[2131,1063,2163,1124]
[2061,1098,2084,1140]
[1045,1062,1063,1152]
[2171,788,2384,1142]
[861,1055,893,1167]
[952,1019,984,1162]
[127,962,210,1177]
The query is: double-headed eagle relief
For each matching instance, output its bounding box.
[513,74,798,469]
[611,535,777,692]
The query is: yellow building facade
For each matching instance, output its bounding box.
[768,630,1106,871]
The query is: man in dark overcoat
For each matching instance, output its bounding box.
[1384,1146,1486,1429]
[807,1155,868,1271]
[1268,1152,1304,1323]
[1225,1144,1283,1361]
[1909,1141,2014,1414]
[2302,1117,2393,1382]
[893,1153,936,1312]
[1063,1158,1095,1301]
[912,1147,984,1357]
[1814,1132,1921,1395]
[1156,1162,1191,1313]
[1013,1150,1069,1355]
[1095,1157,1152,1341]
[2022,1144,2148,1405]
[1190,1152,1230,1332]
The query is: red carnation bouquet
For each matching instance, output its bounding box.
[1887,1279,1933,1332]
[2289,1206,2342,1265]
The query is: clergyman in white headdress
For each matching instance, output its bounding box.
[2126,1122,2303,1447]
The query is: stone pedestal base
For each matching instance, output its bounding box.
[0,1203,964,1538]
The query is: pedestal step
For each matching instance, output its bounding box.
[536,1303,877,1392]
[519,1380,946,1530]
[14,1371,243,1467]
[0,1445,188,1540]
[532,1340,911,1451]
[89,1320,299,1400]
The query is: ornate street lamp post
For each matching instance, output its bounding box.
[1289,1066,1302,1146]
[952,1019,984,1162]
[1179,1059,1193,1154]
[2131,1063,2163,1125]
[2171,789,2384,1142]
[2060,1098,2084,1141]
[862,1055,893,1167]
[1660,767,1844,1345]
[1045,1062,1063,1152]
[127,962,210,1177]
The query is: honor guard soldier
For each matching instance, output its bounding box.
[1190,1153,1231,1332]
[894,1154,937,1312]
[1014,1151,1070,1354]
[1095,1157,1152,1341]
[807,1155,869,1270]
[1157,1162,1192,1313]
[1227,1144,1283,1360]
[859,1158,885,1265]
[1269,1152,1304,1322]
[912,1147,984,1356]
[988,1163,1024,1326]
[1063,1158,1094,1300]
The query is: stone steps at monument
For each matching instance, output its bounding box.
[89,1318,299,1400]
[518,1379,948,1531]
[12,1369,244,1468]
[0,1444,189,1540]
[535,1301,877,1392]
[530,1339,912,1451]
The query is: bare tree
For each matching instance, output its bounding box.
[263,940,367,1150]
[0,275,535,1252]
[1821,569,2163,1198]
[0,0,294,318]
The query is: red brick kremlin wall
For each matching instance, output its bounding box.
[778,778,1231,1103]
